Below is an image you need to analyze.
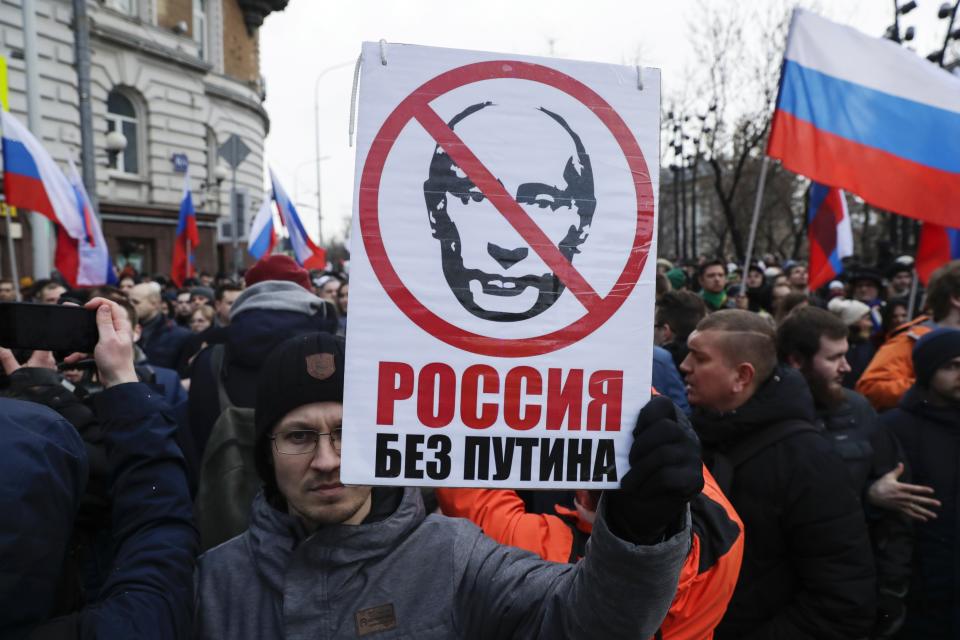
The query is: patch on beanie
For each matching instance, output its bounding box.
[306,353,336,380]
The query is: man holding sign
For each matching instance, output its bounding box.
[194,43,705,638]
[194,332,702,639]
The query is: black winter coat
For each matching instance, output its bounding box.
[816,389,887,494]
[138,314,191,371]
[693,367,877,640]
[817,388,913,636]
[879,387,960,640]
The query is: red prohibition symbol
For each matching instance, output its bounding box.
[359,60,655,357]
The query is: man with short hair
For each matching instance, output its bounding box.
[655,290,708,369]
[744,264,765,291]
[117,275,136,297]
[887,263,913,300]
[174,289,194,327]
[879,328,960,639]
[130,282,190,370]
[213,284,242,327]
[778,306,918,638]
[785,262,809,293]
[0,278,16,302]
[858,260,960,409]
[681,309,876,639]
[697,260,732,312]
[195,333,702,638]
[38,282,66,305]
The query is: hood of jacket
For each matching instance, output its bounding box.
[898,384,960,430]
[692,365,817,448]
[224,281,337,370]
[0,398,88,632]
[246,487,424,595]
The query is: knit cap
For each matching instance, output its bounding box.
[666,267,687,290]
[912,327,960,387]
[246,255,312,292]
[254,332,346,493]
[827,297,870,327]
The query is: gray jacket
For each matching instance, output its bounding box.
[195,488,690,639]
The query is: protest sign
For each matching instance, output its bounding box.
[342,42,660,488]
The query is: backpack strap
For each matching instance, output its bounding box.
[710,420,820,494]
[209,344,233,411]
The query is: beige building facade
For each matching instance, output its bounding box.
[0,0,286,279]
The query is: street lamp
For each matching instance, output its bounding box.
[105,129,127,167]
[313,60,353,246]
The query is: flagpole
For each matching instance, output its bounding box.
[0,199,21,300]
[4,211,19,298]
[741,156,771,277]
[906,267,920,320]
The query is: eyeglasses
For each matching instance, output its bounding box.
[270,429,343,455]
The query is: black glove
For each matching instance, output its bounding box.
[606,396,704,544]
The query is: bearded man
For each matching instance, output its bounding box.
[778,306,926,639]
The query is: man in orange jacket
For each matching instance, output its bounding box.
[857,261,960,410]
[436,464,743,640]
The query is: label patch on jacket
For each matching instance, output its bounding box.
[355,603,397,636]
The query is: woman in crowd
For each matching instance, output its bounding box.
[190,305,214,334]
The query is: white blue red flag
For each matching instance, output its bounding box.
[1,110,115,286]
[270,168,325,269]
[170,168,199,287]
[65,160,116,286]
[807,182,853,290]
[768,9,960,227]
[247,194,276,260]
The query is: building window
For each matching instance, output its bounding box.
[104,0,136,17]
[193,0,208,61]
[106,90,140,175]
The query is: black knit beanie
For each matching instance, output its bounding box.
[912,327,960,388]
[254,332,346,495]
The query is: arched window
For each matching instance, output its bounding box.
[107,90,140,174]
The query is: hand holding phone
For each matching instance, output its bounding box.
[62,298,138,389]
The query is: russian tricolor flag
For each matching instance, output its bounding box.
[170,169,199,287]
[65,160,116,287]
[2,110,114,286]
[768,9,960,228]
[807,182,853,290]
[247,194,276,260]
[916,223,960,285]
[270,169,326,270]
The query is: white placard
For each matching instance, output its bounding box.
[342,42,660,488]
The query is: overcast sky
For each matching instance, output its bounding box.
[260,0,950,244]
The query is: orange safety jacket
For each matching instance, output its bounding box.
[435,465,744,640]
[856,315,936,411]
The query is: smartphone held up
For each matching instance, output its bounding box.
[0,302,99,355]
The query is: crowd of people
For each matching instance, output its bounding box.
[0,249,957,639]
